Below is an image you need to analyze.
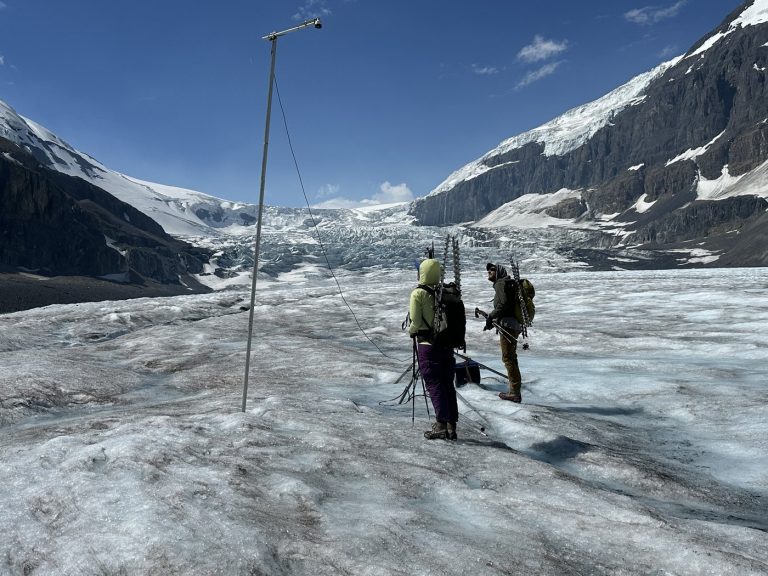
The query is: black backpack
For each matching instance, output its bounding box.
[419,282,466,350]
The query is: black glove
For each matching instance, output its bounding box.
[483,317,494,331]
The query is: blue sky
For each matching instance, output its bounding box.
[0,0,742,208]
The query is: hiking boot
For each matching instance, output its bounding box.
[446,422,457,441]
[499,392,522,403]
[424,421,448,440]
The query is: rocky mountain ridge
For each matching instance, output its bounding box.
[3,1,767,280]
[0,136,211,290]
[0,99,258,238]
[410,0,768,268]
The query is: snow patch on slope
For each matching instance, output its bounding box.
[473,188,586,229]
[696,159,768,201]
[687,0,768,59]
[633,194,656,214]
[665,130,726,166]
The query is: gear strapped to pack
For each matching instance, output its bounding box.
[403,235,466,351]
[509,259,535,339]
[441,235,462,292]
[431,235,465,350]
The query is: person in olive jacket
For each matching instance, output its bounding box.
[408,258,458,440]
[484,262,523,402]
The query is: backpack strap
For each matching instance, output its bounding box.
[416,284,438,338]
[417,284,435,296]
[502,278,518,312]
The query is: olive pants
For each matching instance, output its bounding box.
[500,332,522,395]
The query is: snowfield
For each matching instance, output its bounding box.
[1,266,766,575]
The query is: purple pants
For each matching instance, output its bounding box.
[417,343,458,424]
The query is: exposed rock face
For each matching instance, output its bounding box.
[631,195,767,245]
[0,138,211,285]
[410,0,768,267]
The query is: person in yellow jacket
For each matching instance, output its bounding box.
[408,258,458,440]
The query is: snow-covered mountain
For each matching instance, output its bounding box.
[1,99,256,237]
[0,131,212,294]
[1,95,596,298]
[428,57,681,199]
[412,0,768,268]
[4,0,768,280]
[0,93,717,292]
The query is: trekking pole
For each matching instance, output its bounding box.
[415,342,431,421]
[454,388,489,436]
[474,307,530,350]
[397,340,418,404]
[395,372,421,412]
[395,339,431,425]
[396,377,413,404]
[393,362,414,386]
[420,348,432,422]
[453,351,509,380]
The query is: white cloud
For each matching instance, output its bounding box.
[472,64,499,76]
[374,181,413,203]
[516,61,563,89]
[312,181,413,209]
[312,197,364,209]
[316,183,340,198]
[0,2,6,8]
[657,45,678,58]
[625,1,687,25]
[517,35,569,63]
[293,0,332,21]
[0,55,4,66]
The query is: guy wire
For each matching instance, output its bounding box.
[273,75,406,363]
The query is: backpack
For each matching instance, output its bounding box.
[418,282,466,350]
[504,277,535,326]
